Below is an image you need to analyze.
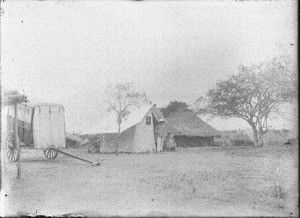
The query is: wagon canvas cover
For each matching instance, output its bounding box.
[32,104,66,149]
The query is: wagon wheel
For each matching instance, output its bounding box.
[6,132,19,162]
[43,148,59,159]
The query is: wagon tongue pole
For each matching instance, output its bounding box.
[52,149,102,166]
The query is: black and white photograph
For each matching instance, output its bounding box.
[0,0,298,216]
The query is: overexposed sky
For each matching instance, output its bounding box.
[1,0,297,132]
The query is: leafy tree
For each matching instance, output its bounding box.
[160,101,193,118]
[2,90,28,106]
[195,56,297,147]
[105,82,149,155]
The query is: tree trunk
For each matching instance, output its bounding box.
[115,124,121,156]
[257,130,265,147]
[101,134,105,153]
[251,124,259,147]
[14,104,21,179]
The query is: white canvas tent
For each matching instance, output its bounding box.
[83,104,174,153]
[84,104,155,134]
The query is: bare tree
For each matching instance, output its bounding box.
[105,82,149,155]
[195,56,297,147]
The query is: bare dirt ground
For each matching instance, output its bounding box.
[1,145,298,217]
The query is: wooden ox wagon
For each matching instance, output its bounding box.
[5,103,66,162]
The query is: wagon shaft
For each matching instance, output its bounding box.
[53,149,103,166]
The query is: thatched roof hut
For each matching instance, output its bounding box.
[166,111,220,147]
[167,111,220,137]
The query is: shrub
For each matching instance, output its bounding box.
[271,185,286,200]
[230,139,254,146]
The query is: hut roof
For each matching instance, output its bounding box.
[167,111,220,137]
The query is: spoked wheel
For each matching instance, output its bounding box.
[6,132,19,162]
[7,147,19,162]
[43,148,59,159]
